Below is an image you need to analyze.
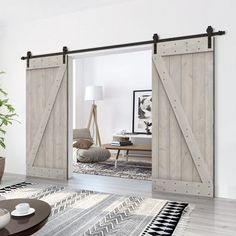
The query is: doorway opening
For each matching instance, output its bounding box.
[69,46,153,182]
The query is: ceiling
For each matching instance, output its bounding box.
[0,0,134,27]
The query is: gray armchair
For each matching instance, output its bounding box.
[73,128,111,163]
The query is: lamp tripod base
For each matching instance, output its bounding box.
[87,104,101,146]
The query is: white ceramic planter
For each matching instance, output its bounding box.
[0,208,10,229]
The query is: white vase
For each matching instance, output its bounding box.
[0,208,10,229]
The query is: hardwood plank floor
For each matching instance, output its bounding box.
[1,173,236,236]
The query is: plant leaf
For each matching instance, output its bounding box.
[0,88,7,96]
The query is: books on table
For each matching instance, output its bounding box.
[111,136,133,146]
[111,141,133,146]
[112,135,130,142]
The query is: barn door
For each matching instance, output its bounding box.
[26,56,68,180]
[152,37,214,197]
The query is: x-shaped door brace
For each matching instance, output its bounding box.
[153,54,212,185]
[28,65,67,167]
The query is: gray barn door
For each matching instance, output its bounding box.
[152,37,214,197]
[26,56,68,180]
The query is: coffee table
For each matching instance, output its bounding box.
[102,143,152,168]
[0,198,51,236]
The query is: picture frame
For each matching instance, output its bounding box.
[132,90,152,134]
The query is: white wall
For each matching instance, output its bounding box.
[0,0,235,199]
[73,50,152,143]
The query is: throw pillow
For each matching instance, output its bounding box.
[73,128,93,143]
[73,139,93,150]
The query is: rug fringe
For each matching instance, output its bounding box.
[172,204,195,236]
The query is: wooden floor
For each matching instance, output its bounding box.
[1,173,236,236]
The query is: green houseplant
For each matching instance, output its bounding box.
[0,71,18,182]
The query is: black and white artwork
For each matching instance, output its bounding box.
[132,90,152,134]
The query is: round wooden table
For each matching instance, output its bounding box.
[0,198,51,236]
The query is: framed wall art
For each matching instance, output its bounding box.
[132,90,152,134]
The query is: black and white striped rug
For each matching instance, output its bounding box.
[0,182,192,236]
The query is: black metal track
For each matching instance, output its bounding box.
[21,29,225,60]
[21,40,153,60]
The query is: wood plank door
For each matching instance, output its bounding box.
[26,56,68,180]
[152,37,214,197]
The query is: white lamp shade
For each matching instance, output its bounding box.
[84,86,103,101]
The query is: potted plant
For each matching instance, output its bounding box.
[0,71,18,182]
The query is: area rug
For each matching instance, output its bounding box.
[0,182,193,236]
[73,159,152,180]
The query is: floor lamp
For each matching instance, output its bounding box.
[85,86,103,146]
